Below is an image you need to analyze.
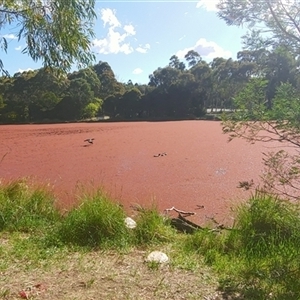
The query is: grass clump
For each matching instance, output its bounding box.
[134,206,176,245]
[56,190,131,249]
[0,179,61,232]
[182,191,300,299]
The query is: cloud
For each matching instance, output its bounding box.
[136,43,150,53]
[101,8,120,28]
[2,34,17,40]
[15,45,22,51]
[17,68,33,73]
[176,38,232,61]
[196,0,219,11]
[124,24,136,35]
[132,68,143,75]
[93,8,144,55]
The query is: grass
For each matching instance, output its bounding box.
[181,191,300,299]
[0,179,61,232]
[1,180,300,299]
[55,190,132,249]
[133,205,177,245]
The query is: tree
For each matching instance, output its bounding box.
[118,88,142,118]
[169,55,185,71]
[0,0,96,75]
[184,50,202,68]
[93,61,124,99]
[149,67,181,88]
[217,0,300,53]
[218,0,300,200]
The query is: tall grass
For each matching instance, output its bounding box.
[56,190,132,249]
[182,191,300,299]
[3,178,300,298]
[0,179,61,232]
[133,206,176,245]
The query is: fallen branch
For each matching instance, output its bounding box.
[165,206,202,233]
[164,206,196,217]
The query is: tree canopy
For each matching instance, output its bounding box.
[217,0,300,52]
[218,0,300,200]
[0,0,96,75]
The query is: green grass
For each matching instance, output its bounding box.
[181,191,300,299]
[2,180,300,299]
[133,205,177,245]
[0,179,61,232]
[56,190,132,249]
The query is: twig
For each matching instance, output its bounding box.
[165,206,196,217]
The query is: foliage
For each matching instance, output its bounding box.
[0,0,96,75]
[82,100,102,119]
[0,45,298,123]
[183,192,300,299]
[0,179,61,232]
[56,190,131,249]
[217,0,300,53]
[223,80,300,199]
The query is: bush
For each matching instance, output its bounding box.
[57,190,131,248]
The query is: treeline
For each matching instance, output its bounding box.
[0,47,299,123]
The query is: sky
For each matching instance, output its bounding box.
[1,0,249,84]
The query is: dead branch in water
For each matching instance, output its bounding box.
[164,206,197,217]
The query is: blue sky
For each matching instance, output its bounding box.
[2,0,248,84]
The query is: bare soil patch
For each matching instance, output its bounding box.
[1,248,221,300]
[0,121,277,224]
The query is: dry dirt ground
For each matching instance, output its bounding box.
[0,120,276,224]
[1,247,224,300]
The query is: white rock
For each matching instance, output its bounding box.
[146,251,169,263]
[125,217,137,229]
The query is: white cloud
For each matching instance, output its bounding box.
[93,8,138,55]
[100,8,120,28]
[124,24,136,35]
[17,68,33,73]
[15,45,22,51]
[196,0,219,11]
[132,68,143,75]
[136,43,150,53]
[176,38,232,61]
[3,34,17,40]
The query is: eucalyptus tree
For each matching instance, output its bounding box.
[218,0,300,199]
[1,70,37,121]
[54,77,94,120]
[190,61,213,113]
[184,50,202,68]
[93,61,125,99]
[169,55,186,71]
[217,0,300,52]
[68,67,101,97]
[118,88,142,118]
[0,0,96,75]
